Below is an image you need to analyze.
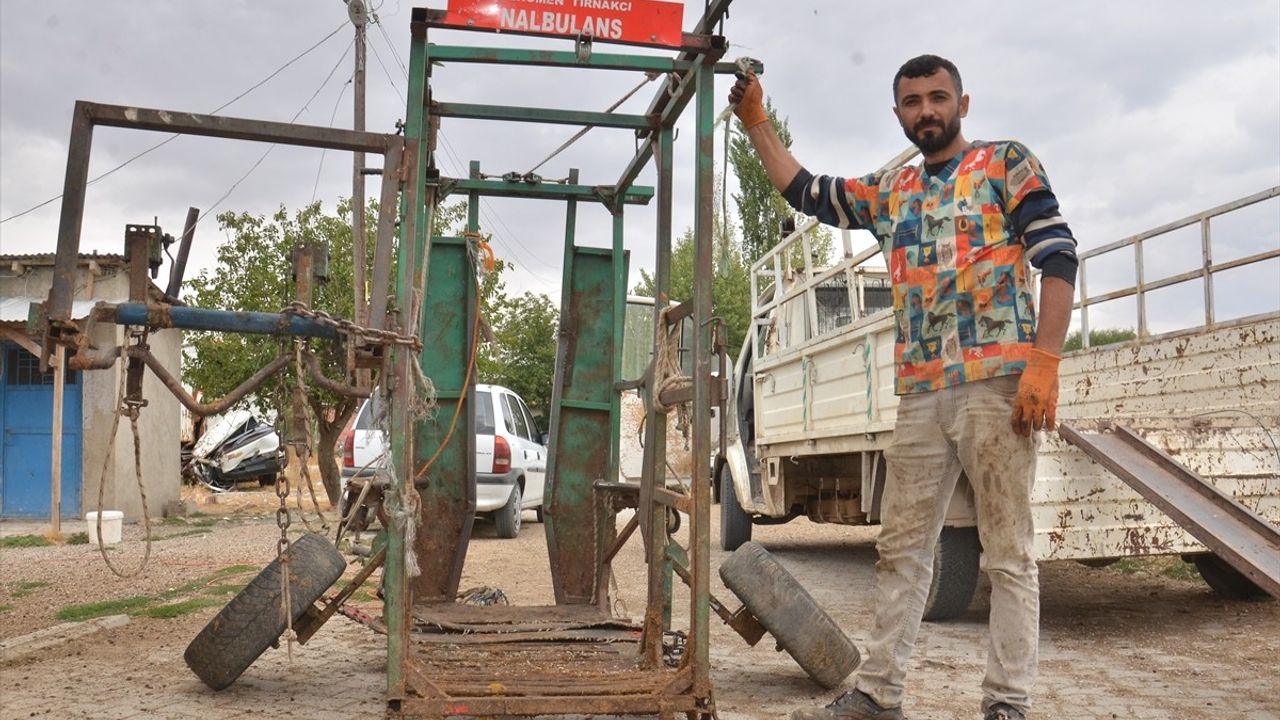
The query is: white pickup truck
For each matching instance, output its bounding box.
[717,187,1280,618]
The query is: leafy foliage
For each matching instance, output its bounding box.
[477,276,558,429]
[184,198,558,493]
[729,101,835,268]
[633,225,753,353]
[1062,327,1138,352]
[185,201,365,502]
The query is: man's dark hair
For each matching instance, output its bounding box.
[893,54,963,102]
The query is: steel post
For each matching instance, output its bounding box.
[689,56,715,696]
[43,102,95,368]
[545,167,579,599]
[165,207,199,299]
[639,127,675,666]
[385,13,432,700]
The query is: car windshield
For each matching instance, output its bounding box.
[475,390,495,434]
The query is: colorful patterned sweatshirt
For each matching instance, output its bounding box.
[782,140,1076,395]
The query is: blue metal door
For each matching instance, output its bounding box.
[0,342,83,518]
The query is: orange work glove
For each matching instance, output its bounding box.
[729,70,769,130]
[1011,348,1061,436]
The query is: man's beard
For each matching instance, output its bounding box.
[904,114,961,154]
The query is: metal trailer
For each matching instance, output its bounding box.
[719,186,1280,609]
[34,1,808,717]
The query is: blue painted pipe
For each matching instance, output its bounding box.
[109,303,338,339]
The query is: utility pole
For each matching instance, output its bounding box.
[348,0,368,325]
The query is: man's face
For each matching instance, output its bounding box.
[893,70,969,155]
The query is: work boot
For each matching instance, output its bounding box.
[983,703,1026,720]
[790,689,905,720]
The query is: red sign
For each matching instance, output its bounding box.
[442,0,686,48]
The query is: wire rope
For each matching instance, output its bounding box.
[0,21,349,225]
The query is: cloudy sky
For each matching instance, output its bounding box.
[2,1,1278,334]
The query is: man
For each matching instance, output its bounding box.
[730,55,1078,720]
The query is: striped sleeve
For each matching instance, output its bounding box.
[782,169,880,231]
[995,142,1078,270]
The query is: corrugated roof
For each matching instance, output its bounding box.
[1,253,127,265]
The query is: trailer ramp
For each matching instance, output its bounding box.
[1059,423,1280,598]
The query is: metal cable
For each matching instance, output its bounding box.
[524,72,660,176]
[0,21,349,225]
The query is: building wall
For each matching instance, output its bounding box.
[2,262,181,521]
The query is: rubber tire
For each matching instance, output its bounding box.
[1193,553,1268,600]
[494,483,523,539]
[184,533,346,690]
[719,464,753,552]
[922,526,981,622]
[719,541,860,689]
[666,507,682,535]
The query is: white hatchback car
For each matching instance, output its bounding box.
[341,383,547,538]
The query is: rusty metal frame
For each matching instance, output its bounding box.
[380,2,740,718]
[38,101,410,371]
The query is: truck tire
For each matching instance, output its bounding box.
[719,464,752,551]
[1193,553,1268,600]
[494,483,523,539]
[184,533,346,690]
[922,526,980,622]
[719,541,860,689]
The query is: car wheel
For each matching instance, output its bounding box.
[719,541,861,689]
[201,469,235,494]
[1193,553,1268,600]
[922,526,981,622]
[183,533,346,690]
[719,463,752,551]
[495,483,523,539]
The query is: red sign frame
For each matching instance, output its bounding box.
[442,0,686,48]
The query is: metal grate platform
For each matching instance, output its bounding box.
[395,603,700,718]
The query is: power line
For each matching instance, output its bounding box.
[0,20,348,225]
[366,33,404,101]
[370,9,410,79]
[312,74,356,204]
[196,38,355,227]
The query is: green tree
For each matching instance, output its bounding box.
[1062,327,1138,352]
[729,101,837,269]
[633,225,753,353]
[184,198,466,503]
[477,284,559,429]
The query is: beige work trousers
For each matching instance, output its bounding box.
[854,374,1040,716]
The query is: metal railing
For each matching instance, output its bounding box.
[1075,186,1280,347]
[749,217,889,358]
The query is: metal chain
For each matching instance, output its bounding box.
[281,301,422,350]
[275,444,295,659]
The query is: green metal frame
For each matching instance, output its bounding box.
[383,2,741,714]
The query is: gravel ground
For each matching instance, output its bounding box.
[1,485,1278,720]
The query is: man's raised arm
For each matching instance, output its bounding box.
[730,71,803,193]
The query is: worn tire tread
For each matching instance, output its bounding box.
[719,541,860,689]
[719,464,752,551]
[1193,553,1268,600]
[923,526,981,622]
[184,533,346,690]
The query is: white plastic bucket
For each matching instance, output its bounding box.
[85,511,124,545]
